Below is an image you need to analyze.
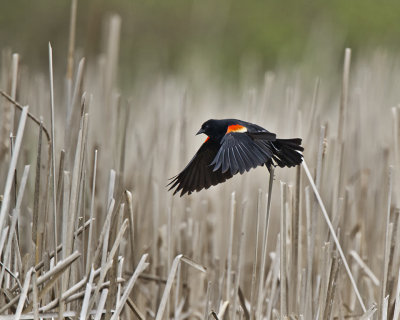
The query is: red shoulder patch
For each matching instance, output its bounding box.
[204,136,210,143]
[226,124,248,134]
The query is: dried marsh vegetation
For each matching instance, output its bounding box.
[1,10,400,320]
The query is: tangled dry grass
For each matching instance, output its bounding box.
[1,7,400,320]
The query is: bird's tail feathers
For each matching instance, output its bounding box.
[270,138,303,169]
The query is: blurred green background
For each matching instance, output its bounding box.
[1,0,400,81]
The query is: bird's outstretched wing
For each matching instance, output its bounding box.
[211,132,273,175]
[210,124,277,175]
[168,139,233,196]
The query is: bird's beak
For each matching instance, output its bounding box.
[196,128,205,135]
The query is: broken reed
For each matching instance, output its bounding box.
[0,8,400,320]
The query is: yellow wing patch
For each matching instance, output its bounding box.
[226,124,248,134]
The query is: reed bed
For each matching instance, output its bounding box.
[0,8,400,320]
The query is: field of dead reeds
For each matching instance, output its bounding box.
[1,8,400,320]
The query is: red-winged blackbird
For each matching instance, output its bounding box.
[168,119,304,196]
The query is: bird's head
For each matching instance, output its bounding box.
[196,119,226,140]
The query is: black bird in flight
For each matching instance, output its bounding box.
[168,119,303,196]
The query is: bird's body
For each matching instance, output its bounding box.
[168,119,304,196]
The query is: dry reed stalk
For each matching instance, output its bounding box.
[48,43,58,264]
[238,287,249,320]
[155,255,205,320]
[55,149,65,216]
[84,218,128,320]
[306,77,320,144]
[31,272,39,320]
[38,299,59,313]
[280,181,288,317]
[39,154,51,274]
[180,256,206,272]
[47,277,124,305]
[304,186,312,318]
[256,167,274,319]
[360,303,378,320]
[227,192,236,303]
[69,58,85,116]
[63,115,85,264]
[2,54,18,157]
[348,226,360,312]
[117,250,125,306]
[380,167,393,319]
[80,267,95,319]
[313,274,321,318]
[66,0,77,78]
[101,210,112,269]
[314,124,326,201]
[392,107,400,208]
[232,201,247,320]
[388,211,400,316]
[338,48,351,143]
[65,0,77,113]
[302,160,366,312]
[0,251,80,313]
[349,250,380,287]
[0,312,87,319]
[118,101,130,180]
[104,14,121,103]
[217,301,229,319]
[249,190,262,320]
[292,165,301,313]
[65,58,85,150]
[315,243,329,319]
[383,295,390,320]
[305,124,327,317]
[86,149,98,273]
[59,178,71,316]
[0,106,28,235]
[32,122,42,266]
[94,289,109,320]
[105,204,125,319]
[0,165,30,288]
[108,219,129,265]
[0,54,10,158]
[36,250,80,285]
[60,268,101,301]
[15,267,33,320]
[28,203,91,275]
[323,253,340,320]
[92,198,115,270]
[393,268,400,319]
[332,48,351,220]
[204,281,212,320]
[175,257,182,320]
[266,234,281,320]
[151,181,159,313]
[12,234,22,290]
[299,264,307,313]
[84,258,114,320]
[167,203,173,309]
[124,190,135,258]
[10,53,19,136]
[0,91,51,144]
[329,197,343,243]
[110,254,149,320]
[155,254,183,320]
